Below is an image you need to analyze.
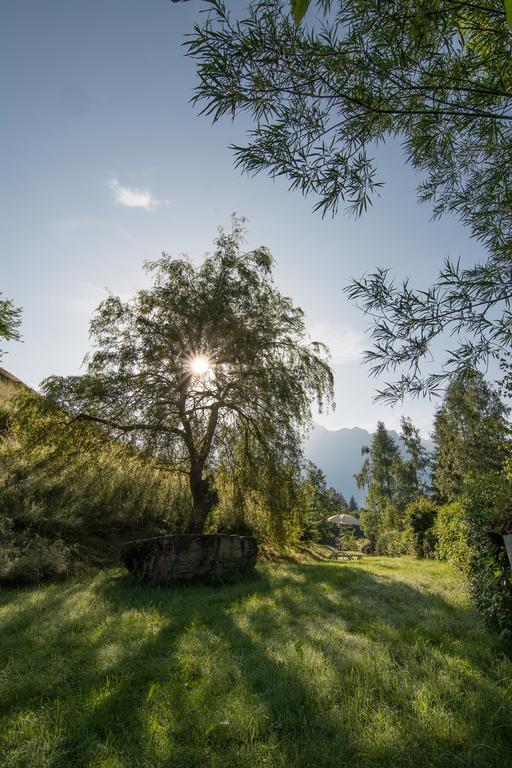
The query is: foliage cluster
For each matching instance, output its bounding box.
[0,389,340,582]
[434,476,512,638]
[356,417,431,552]
[187,0,512,400]
[403,497,438,558]
[374,529,409,557]
[0,293,21,362]
[0,390,186,583]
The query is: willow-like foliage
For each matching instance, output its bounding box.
[43,219,334,532]
[186,1,512,399]
[188,1,511,251]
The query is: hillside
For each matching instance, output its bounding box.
[305,424,433,505]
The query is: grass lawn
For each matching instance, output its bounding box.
[0,557,511,768]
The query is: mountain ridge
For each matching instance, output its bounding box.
[305,423,434,505]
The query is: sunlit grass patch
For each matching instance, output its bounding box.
[0,558,510,767]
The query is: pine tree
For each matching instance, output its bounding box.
[432,371,509,502]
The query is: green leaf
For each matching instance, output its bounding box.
[291,0,310,25]
[506,0,512,29]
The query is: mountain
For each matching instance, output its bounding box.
[305,424,433,505]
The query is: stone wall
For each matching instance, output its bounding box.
[121,533,258,584]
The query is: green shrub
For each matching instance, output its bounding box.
[434,479,512,638]
[434,502,469,566]
[403,497,438,558]
[375,529,409,557]
[0,531,73,585]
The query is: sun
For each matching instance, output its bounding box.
[189,354,211,377]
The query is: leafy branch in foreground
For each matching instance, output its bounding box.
[187,0,512,256]
[345,256,512,402]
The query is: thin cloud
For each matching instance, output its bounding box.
[107,178,167,210]
[309,320,365,365]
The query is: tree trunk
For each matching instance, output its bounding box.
[187,465,218,534]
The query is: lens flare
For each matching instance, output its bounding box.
[189,354,211,377]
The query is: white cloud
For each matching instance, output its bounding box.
[308,320,365,366]
[107,178,167,210]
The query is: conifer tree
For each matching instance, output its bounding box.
[432,371,509,502]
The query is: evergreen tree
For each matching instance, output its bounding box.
[348,495,358,513]
[355,421,400,543]
[432,371,509,502]
[393,417,430,511]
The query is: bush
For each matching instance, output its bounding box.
[375,529,409,557]
[434,478,512,639]
[403,497,438,558]
[0,531,73,585]
[434,502,469,566]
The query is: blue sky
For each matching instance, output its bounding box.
[1,0,486,436]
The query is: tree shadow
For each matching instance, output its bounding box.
[0,562,510,768]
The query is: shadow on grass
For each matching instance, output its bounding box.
[0,561,510,768]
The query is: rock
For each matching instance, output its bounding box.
[121,534,258,584]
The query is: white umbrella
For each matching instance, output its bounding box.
[326,513,360,526]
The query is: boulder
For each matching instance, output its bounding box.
[121,533,258,584]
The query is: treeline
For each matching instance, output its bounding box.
[357,370,512,638]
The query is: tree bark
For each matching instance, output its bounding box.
[187,464,218,534]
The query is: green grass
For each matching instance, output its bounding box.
[0,557,510,768]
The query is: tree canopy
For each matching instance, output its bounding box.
[0,294,22,362]
[43,220,334,534]
[189,1,510,240]
[355,417,430,542]
[186,0,512,399]
[431,369,509,501]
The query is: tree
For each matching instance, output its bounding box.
[43,220,334,534]
[348,494,358,513]
[432,369,509,502]
[0,294,22,362]
[355,421,400,501]
[355,421,400,542]
[393,416,430,511]
[187,1,512,399]
[301,460,347,540]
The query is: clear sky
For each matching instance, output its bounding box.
[1,0,486,436]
